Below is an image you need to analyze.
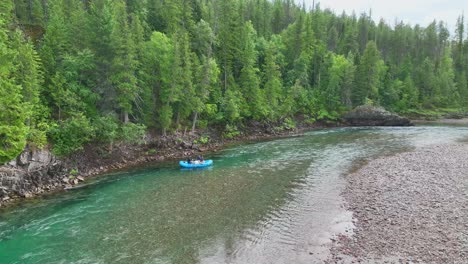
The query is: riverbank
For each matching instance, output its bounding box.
[412,118,468,126]
[0,120,340,208]
[0,106,415,208]
[328,143,468,263]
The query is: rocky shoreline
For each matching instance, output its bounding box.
[328,143,468,263]
[0,107,413,208]
[0,121,335,208]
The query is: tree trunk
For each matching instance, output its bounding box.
[224,66,228,95]
[191,111,198,133]
[175,111,180,133]
[123,111,129,123]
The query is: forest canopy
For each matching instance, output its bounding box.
[1,0,468,163]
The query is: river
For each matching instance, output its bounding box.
[1,126,467,264]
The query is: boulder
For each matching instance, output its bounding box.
[343,105,413,126]
[0,187,8,198]
[17,151,30,166]
[28,149,53,172]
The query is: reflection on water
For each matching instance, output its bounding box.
[1,126,467,264]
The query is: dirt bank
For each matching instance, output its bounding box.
[328,144,468,263]
[412,118,468,126]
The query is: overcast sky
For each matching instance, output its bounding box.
[300,0,467,31]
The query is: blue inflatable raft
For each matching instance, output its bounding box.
[179,160,213,168]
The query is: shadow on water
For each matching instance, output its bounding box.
[1,126,468,264]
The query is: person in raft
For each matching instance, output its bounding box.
[193,155,204,164]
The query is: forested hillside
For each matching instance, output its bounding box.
[1,0,468,163]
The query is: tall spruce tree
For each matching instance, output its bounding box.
[353,41,385,106]
[0,1,29,163]
[110,0,138,123]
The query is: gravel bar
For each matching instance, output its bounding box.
[328,144,468,263]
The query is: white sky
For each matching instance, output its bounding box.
[300,0,467,32]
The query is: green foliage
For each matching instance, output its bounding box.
[0,7,29,164]
[223,89,243,123]
[110,0,138,121]
[49,115,95,156]
[197,120,208,129]
[119,123,146,145]
[353,41,386,106]
[70,168,79,176]
[146,148,157,155]
[282,118,296,130]
[1,0,468,162]
[194,135,210,145]
[93,115,119,145]
[316,109,340,121]
[223,124,241,139]
[27,121,49,149]
[273,117,296,132]
[326,54,355,110]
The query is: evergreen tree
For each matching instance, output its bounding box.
[326,54,355,110]
[353,41,385,106]
[239,21,265,120]
[0,1,29,163]
[1,0,468,162]
[263,39,284,120]
[141,32,174,134]
[110,0,138,123]
[11,29,48,147]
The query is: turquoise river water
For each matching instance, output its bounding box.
[1,126,467,264]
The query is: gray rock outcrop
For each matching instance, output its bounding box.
[343,105,412,126]
[0,147,67,203]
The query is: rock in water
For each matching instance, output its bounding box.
[343,105,412,126]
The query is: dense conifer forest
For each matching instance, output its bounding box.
[1,0,468,163]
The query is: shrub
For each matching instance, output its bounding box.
[194,135,210,145]
[93,115,119,146]
[283,118,296,129]
[223,124,240,139]
[27,121,49,149]
[197,120,208,129]
[147,148,157,155]
[49,114,95,156]
[316,109,339,121]
[0,125,27,164]
[119,123,146,145]
[70,168,79,176]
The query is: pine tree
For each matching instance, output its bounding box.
[141,32,174,133]
[11,29,48,148]
[326,54,355,110]
[170,29,196,130]
[239,21,265,120]
[353,41,385,106]
[0,1,29,163]
[217,0,243,94]
[110,0,138,123]
[263,39,284,120]
[192,20,219,132]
